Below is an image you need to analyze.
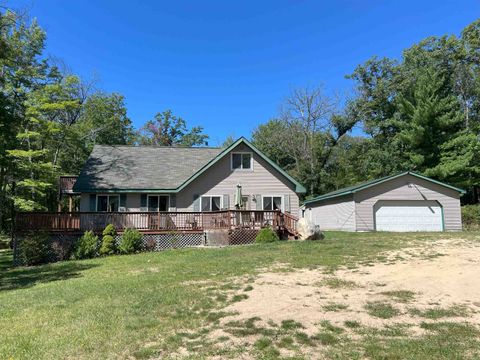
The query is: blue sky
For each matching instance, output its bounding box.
[11,0,480,145]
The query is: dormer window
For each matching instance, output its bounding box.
[231,153,252,170]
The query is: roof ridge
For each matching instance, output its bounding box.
[93,144,222,149]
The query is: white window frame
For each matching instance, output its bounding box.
[147,194,170,212]
[230,152,253,171]
[200,195,223,212]
[96,194,120,212]
[261,195,283,212]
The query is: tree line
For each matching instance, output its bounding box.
[0,7,479,233]
[252,19,480,203]
[0,9,208,232]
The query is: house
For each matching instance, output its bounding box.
[73,137,305,216]
[301,172,464,232]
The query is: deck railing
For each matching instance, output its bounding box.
[15,210,297,233]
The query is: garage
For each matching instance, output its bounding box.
[374,200,443,232]
[301,172,464,232]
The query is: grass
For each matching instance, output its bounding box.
[364,301,401,319]
[323,302,349,311]
[0,231,479,359]
[380,290,415,303]
[409,305,470,319]
[319,276,359,289]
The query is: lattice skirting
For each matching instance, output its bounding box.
[228,229,259,245]
[114,233,205,251]
[12,229,278,266]
[13,232,206,266]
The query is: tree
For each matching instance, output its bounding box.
[221,135,235,148]
[7,83,58,210]
[251,119,296,170]
[138,110,208,146]
[346,20,480,201]
[395,67,463,171]
[253,85,357,195]
[0,9,52,223]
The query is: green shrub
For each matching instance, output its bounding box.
[119,228,142,254]
[462,205,480,230]
[74,230,99,259]
[99,224,117,256]
[102,224,116,237]
[99,235,116,256]
[21,232,52,266]
[255,227,279,243]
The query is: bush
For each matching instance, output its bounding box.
[306,231,325,241]
[144,238,156,252]
[74,230,99,259]
[99,235,116,256]
[99,224,117,256]
[119,228,142,254]
[255,227,279,243]
[21,232,52,266]
[102,224,116,237]
[51,236,76,261]
[462,205,480,230]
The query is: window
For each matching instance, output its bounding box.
[201,196,222,212]
[97,195,119,212]
[148,195,169,211]
[231,153,252,170]
[262,196,282,211]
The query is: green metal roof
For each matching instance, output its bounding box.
[302,171,465,206]
[73,137,306,194]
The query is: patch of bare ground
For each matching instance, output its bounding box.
[210,237,480,357]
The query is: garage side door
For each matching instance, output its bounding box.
[375,200,443,232]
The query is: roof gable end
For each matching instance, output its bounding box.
[176,137,307,193]
[303,171,465,205]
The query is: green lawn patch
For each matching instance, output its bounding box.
[0,231,478,359]
[365,301,401,319]
[380,290,415,303]
[409,305,470,319]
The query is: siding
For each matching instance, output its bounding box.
[354,174,462,231]
[79,192,149,212]
[80,143,300,215]
[177,143,299,214]
[303,195,356,231]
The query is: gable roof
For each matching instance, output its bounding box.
[302,171,465,206]
[73,137,306,193]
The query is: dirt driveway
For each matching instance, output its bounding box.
[212,237,480,358]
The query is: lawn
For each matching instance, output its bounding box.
[1,231,479,359]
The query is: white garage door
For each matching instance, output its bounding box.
[375,200,443,232]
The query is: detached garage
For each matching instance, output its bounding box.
[302,172,465,232]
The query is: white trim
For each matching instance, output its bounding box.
[96,194,120,212]
[147,194,170,212]
[200,195,223,212]
[261,195,284,212]
[230,152,253,171]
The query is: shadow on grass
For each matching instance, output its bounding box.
[0,250,98,291]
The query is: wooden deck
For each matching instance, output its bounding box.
[15,210,298,235]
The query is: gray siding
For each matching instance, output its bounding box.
[303,195,356,231]
[177,143,299,214]
[354,174,462,231]
[80,143,300,215]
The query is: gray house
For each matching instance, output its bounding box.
[73,137,306,216]
[301,172,464,232]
